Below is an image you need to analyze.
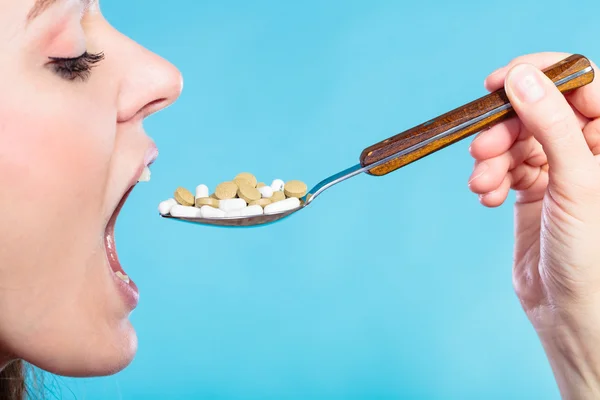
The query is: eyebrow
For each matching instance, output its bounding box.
[27,0,91,21]
[28,0,58,20]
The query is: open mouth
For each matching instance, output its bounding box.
[103,164,152,309]
[105,186,133,272]
[104,186,139,308]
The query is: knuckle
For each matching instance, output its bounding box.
[509,52,572,74]
[508,53,547,68]
[534,109,575,140]
[583,120,600,154]
[512,273,539,310]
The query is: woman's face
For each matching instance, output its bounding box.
[0,0,182,376]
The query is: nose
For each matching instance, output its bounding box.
[115,35,183,123]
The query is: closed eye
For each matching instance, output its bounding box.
[48,51,105,82]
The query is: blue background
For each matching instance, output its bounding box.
[52,0,599,398]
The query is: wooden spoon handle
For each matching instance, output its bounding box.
[359,54,595,176]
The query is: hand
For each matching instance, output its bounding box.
[467,52,600,398]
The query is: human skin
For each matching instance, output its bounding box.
[0,0,182,376]
[468,52,600,399]
[2,1,598,396]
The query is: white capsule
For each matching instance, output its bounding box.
[195,184,209,199]
[219,198,247,212]
[201,206,226,218]
[138,166,151,182]
[240,205,264,217]
[270,179,285,192]
[225,209,243,218]
[158,198,177,216]
[170,204,202,218]
[258,186,273,198]
[264,197,300,215]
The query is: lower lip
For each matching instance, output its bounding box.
[104,187,139,310]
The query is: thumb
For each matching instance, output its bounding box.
[504,63,597,185]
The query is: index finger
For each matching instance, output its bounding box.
[484,52,600,119]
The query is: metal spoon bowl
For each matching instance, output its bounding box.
[161,55,594,228]
[160,163,366,227]
[161,205,302,227]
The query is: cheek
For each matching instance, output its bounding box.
[0,87,114,253]
[0,77,116,328]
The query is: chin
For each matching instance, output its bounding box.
[34,323,139,378]
[81,325,138,378]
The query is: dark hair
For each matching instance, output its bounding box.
[0,360,26,400]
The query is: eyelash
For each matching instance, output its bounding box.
[48,51,105,82]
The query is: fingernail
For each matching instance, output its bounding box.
[468,133,483,155]
[479,190,496,201]
[484,68,503,91]
[507,64,546,103]
[468,161,489,184]
[483,79,492,92]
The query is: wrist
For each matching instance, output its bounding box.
[534,307,600,399]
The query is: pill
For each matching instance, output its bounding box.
[170,204,202,218]
[234,177,253,188]
[264,197,300,215]
[174,187,194,206]
[250,198,272,208]
[240,205,263,217]
[215,182,238,200]
[237,183,261,203]
[284,180,307,198]
[235,172,257,188]
[225,209,243,218]
[201,206,226,218]
[163,174,307,221]
[219,198,247,212]
[258,186,273,198]
[195,197,219,208]
[195,184,209,199]
[270,191,286,203]
[270,179,285,192]
[158,198,177,216]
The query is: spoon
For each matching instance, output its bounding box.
[163,54,594,227]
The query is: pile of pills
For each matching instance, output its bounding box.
[158,172,308,219]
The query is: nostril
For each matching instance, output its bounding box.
[117,97,173,124]
[140,98,169,119]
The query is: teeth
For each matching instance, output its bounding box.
[115,271,130,284]
[138,166,151,182]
